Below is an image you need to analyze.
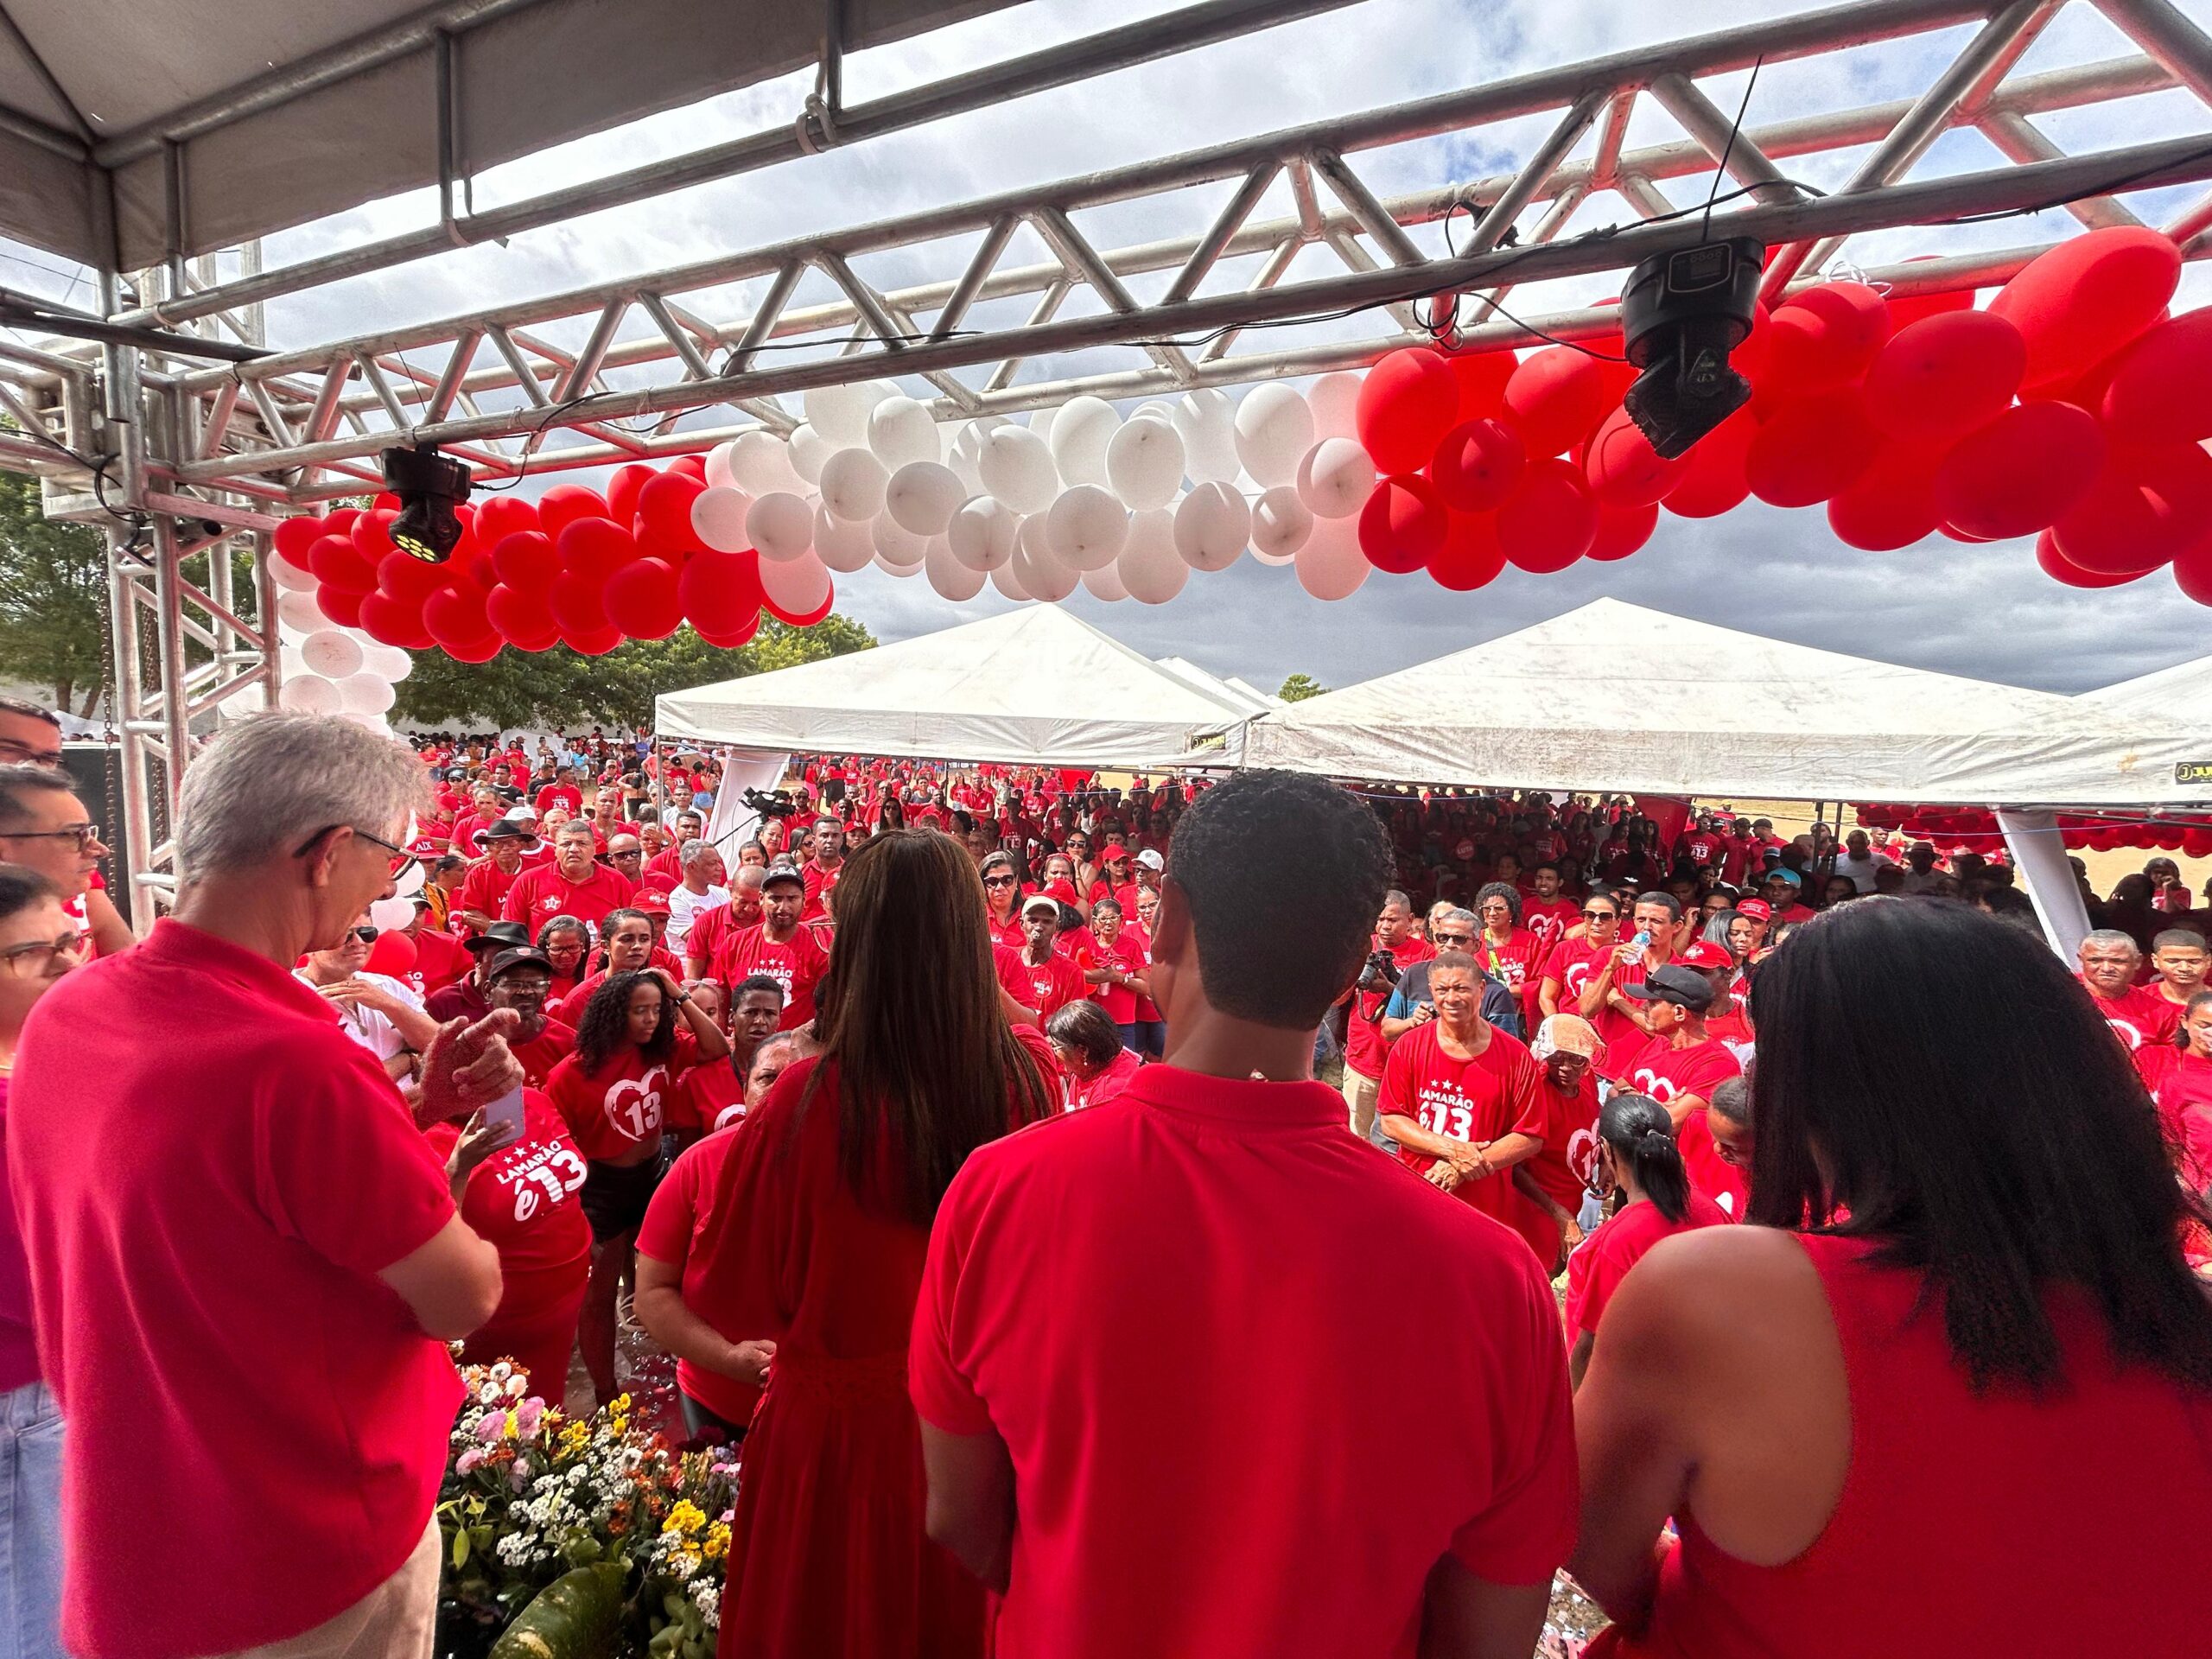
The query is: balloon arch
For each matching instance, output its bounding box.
[266,225,2210,717]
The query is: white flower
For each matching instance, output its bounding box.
[690,1583,721,1622]
[476,1382,501,1407]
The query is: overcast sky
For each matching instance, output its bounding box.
[5,0,2210,697]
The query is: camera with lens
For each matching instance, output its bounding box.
[743,786,799,820]
[1357,950,1402,991]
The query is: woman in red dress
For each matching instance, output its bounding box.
[1572,899,2212,1656]
[692,830,1057,1658]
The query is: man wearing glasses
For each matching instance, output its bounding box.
[1378,906,1525,1048]
[0,763,133,959]
[0,700,64,770]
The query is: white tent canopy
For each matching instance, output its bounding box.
[1154,656,1281,716]
[1241,597,2082,801]
[657,604,1249,769]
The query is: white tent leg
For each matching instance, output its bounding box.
[1996,808,2091,960]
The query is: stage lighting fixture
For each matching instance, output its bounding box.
[1620,237,1764,459]
[382,444,472,563]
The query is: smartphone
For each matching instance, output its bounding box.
[483,1087,526,1148]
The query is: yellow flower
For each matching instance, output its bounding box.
[663,1500,708,1537]
[702,1523,729,1561]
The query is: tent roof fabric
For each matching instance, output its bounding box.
[1153,656,1281,715]
[1241,597,2082,801]
[0,0,1015,268]
[656,604,1249,769]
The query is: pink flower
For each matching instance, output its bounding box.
[455,1448,485,1474]
[516,1398,547,1436]
[474,1412,505,1443]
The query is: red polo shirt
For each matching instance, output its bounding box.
[8,920,460,1659]
[501,861,635,932]
[911,1065,1576,1658]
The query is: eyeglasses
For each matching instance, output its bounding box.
[0,822,100,853]
[0,931,86,976]
[347,925,379,944]
[0,735,64,768]
[296,823,413,867]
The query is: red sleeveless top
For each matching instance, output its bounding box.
[1591,1231,2212,1658]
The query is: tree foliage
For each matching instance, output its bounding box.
[1277,672,1330,702]
[0,471,108,715]
[392,613,877,730]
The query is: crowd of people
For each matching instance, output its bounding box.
[0,692,2208,1659]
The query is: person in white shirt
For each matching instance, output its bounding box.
[292,913,439,1079]
[1831,830,1897,894]
[1897,840,1946,894]
[667,839,730,952]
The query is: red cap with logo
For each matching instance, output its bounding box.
[1676,940,1733,971]
[632,888,672,914]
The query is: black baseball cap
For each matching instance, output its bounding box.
[1622,964,1716,1012]
[760,868,805,892]
[486,946,554,980]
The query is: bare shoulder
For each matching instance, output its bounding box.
[1599,1225,1826,1365]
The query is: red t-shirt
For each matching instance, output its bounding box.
[712,924,830,1029]
[535,783,583,815]
[636,1125,763,1426]
[454,857,522,929]
[511,1019,576,1090]
[1083,934,1147,1024]
[545,1032,700,1162]
[2146,1047,2212,1190]
[1067,1047,1142,1111]
[1612,1032,1743,1112]
[501,862,636,933]
[683,899,739,972]
[681,1061,749,1135]
[422,1089,589,1329]
[1678,1107,1751,1220]
[644,847,685,888]
[1523,897,1580,952]
[393,925,469,999]
[1376,1023,1548,1242]
[1520,1071,1601,1222]
[2080,978,2181,1055]
[1344,933,1435,1080]
[8,920,460,1659]
[910,1065,1577,1659]
[801,859,842,922]
[1015,950,1089,1020]
[1562,1189,1730,1336]
[448,810,496,858]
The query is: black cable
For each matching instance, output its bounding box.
[1703,57,1764,242]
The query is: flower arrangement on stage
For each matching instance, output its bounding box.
[437,1361,736,1659]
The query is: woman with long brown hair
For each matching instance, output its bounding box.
[692,830,1056,1658]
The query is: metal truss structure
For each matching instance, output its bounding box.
[3,0,2212,922]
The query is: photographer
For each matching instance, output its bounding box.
[1335,890,1433,1140]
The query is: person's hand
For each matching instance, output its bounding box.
[1448,1141,1491,1180]
[1611,940,1643,967]
[1560,1213,1586,1252]
[1411,1001,1435,1026]
[1424,1160,1463,1192]
[419,1009,523,1127]
[444,1109,514,1188]
[647,965,685,998]
[721,1338,778,1388]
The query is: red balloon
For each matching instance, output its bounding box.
[1661,409,1756,518]
[272,516,324,571]
[1885,279,1976,332]
[491,530,560,590]
[363,930,416,978]
[1584,408,1688,508]
[307,534,378,592]
[423,583,494,651]
[357,590,434,649]
[1988,226,2182,391]
[602,557,683,639]
[2101,308,2212,447]
[372,492,401,513]
[2036,529,2146,589]
[563,625,626,657]
[764,582,836,628]
[2186,829,2212,860]
[1429,419,1526,512]
[1446,348,1517,421]
[375,550,446,604]
[1357,349,1462,474]
[1497,459,1598,573]
[350,508,398,564]
[2050,444,2211,575]
[484,582,557,642]
[1586,501,1658,563]
[1427,512,1507,591]
[556,517,639,582]
[1745,388,1881,508]
[1357,475,1448,573]
[442,633,505,664]
[636,472,709,551]
[2172,530,2212,607]
[1933,400,2104,540]
[607,462,659,527]
[1503,346,1612,456]
[1826,443,1942,551]
[669,454,710,484]
[548,569,611,634]
[1759,282,1890,394]
[695,614,763,651]
[1863,310,2025,441]
[536,484,611,541]
[315,586,366,628]
[472,494,540,544]
[677,550,766,633]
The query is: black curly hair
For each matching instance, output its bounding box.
[572,969,676,1075]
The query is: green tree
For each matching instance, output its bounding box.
[0,471,108,715]
[392,613,876,729]
[1277,672,1329,702]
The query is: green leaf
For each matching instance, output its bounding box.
[451,1527,470,1570]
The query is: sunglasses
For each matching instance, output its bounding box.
[982,874,1017,887]
[1582,908,1618,919]
[347,925,379,944]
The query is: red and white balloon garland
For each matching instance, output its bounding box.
[262,225,2212,689]
[1858,804,2212,860]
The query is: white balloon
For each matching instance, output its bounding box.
[269,556,319,594]
[219,681,270,719]
[819,448,888,523]
[360,641,413,682]
[804,383,875,446]
[874,548,925,577]
[1133,398,1181,424]
[1080,560,1128,601]
[336,671,397,715]
[1295,436,1376,518]
[691,486,756,552]
[1014,515,1078,601]
[759,550,832,613]
[723,431,794,497]
[946,497,1020,572]
[276,590,329,632]
[925,534,986,601]
[884,461,964,537]
[1046,485,1128,572]
[988,553,1030,602]
[1296,512,1370,601]
[1048,396,1121,486]
[788,423,833,485]
[747,492,815,563]
[1116,507,1187,604]
[300,629,364,679]
[948,417,1006,494]
[1027,404,1059,442]
[868,396,939,470]
[1173,481,1250,572]
[1105,416,1186,510]
[979,426,1058,514]
[872,510,930,569]
[277,674,342,715]
[1173,389,1241,482]
[1308,371,1365,442]
[340,711,393,734]
[1234,384,1316,486]
[368,895,416,933]
[703,440,737,490]
[1252,486,1313,564]
[812,504,876,573]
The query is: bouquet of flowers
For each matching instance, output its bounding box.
[436,1362,736,1659]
